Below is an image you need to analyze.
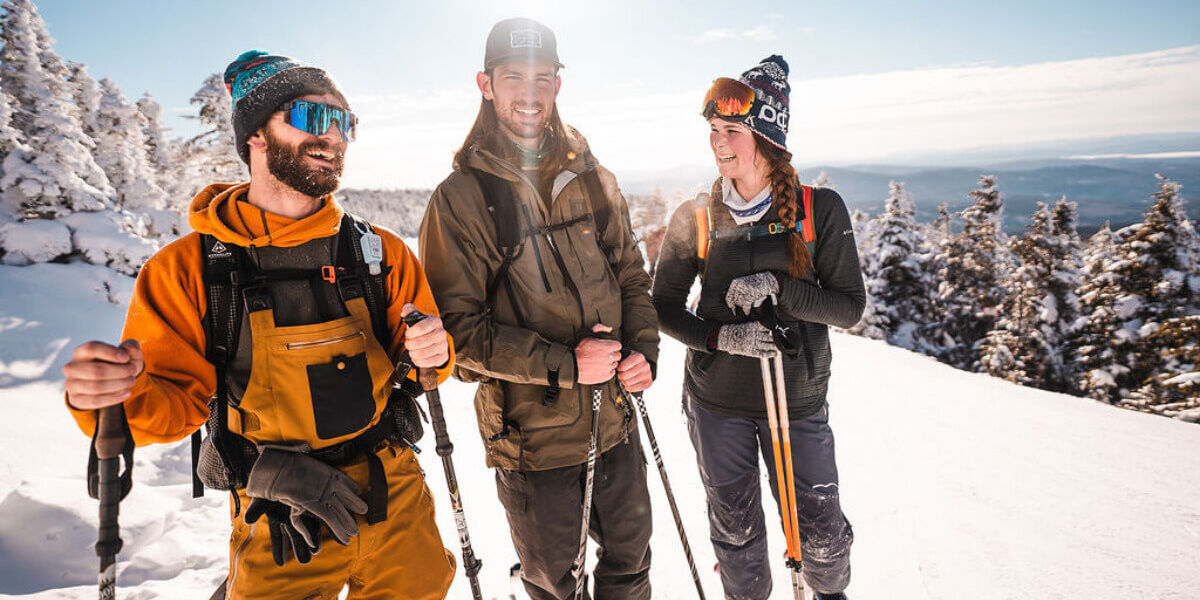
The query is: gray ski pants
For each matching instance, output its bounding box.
[495,432,653,600]
[685,393,853,599]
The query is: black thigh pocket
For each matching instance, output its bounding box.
[308,352,374,439]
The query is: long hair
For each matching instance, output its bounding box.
[453,73,575,196]
[755,134,813,279]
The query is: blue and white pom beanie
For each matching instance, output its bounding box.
[738,55,790,150]
[223,50,349,165]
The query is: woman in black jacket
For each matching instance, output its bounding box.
[651,55,865,600]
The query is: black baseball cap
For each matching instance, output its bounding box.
[484,17,564,70]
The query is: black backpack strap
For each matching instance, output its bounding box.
[336,213,392,350]
[468,168,529,329]
[196,233,252,502]
[579,168,618,269]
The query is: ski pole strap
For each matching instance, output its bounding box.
[87,405,134,501]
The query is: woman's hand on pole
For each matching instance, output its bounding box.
[725,272,780,315]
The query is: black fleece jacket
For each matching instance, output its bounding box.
[651,185,865,419]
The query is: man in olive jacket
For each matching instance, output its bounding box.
[418,17,660,600]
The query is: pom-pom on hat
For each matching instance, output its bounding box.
[223,50,350,165]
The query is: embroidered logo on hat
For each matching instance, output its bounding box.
[510,29,543,49]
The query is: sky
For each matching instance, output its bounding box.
[31,0,1200,189]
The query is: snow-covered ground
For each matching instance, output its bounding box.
[1,262,1198,599]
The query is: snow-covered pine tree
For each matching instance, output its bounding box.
[846,206,886,339]
[1067,223,1130,401]
[812,170,835,190]
[979,203,1056,387]
[94,78,175,236]
[0,0,155,273]
[0,0,113,218]
[1113,175,1200,412]
[68,61,102,140]
[136,93,175,190]
[920,203,956,355]
[0,90,18,159]
[1045,198,1084,389]
[172,73,247,198]
[859,181,934,348]
[1127,316,1200,418]
[932,175,1008,369]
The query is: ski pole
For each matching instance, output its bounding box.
[572,384,604,600]
[91,404,130,600]
[763,295,805,599]
[402,310,484,600]
[618,385,707,600]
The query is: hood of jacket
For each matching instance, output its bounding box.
[187,182,344,248]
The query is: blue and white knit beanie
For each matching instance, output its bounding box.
[738,55,790,150]
[223,50,349,165]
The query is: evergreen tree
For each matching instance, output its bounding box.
[860,181,934,347]
[928,203,952,247]
[812,170,835,189]
[0,89,19,157]
[0,0,113,217]
[847,206,886,338]
[1045,198,1084,387]
[932,175,1008,369]
[94,78,173,235]
[68,61,102,139]
[1125,316,1200,416]
[1068,223,1131,401]
[1110,175,1199,409]
[136,92,175,188]
[980,203,1056,387]
[172,73,246,197]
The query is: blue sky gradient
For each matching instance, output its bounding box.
[28,0,1200,187]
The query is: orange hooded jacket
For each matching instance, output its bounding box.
[68,182,454,446]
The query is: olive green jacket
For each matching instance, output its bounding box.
[418,130,659,471]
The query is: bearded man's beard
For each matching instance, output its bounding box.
[263,128,344,198]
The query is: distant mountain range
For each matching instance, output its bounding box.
[616,133,1200,233]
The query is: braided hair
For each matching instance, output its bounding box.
[754,134,813,279]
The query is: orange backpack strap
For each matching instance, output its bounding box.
[694,201,711,261]
[800,184,816,244]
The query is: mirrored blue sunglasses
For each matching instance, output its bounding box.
[279,100,358,142]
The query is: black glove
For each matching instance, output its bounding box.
[243,498,322,566]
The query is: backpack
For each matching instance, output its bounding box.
[191,212,425,522]
[694,182,816,280]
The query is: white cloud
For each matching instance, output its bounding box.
[743,25,777,42]
[342,45,1200,189]
[692,25,777,44]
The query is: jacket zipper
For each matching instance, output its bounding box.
[286,331,363,350]
[228,519,256,589]
[489,159,588,331]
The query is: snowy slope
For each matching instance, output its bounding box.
[1,262,1198,600]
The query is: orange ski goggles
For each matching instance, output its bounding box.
[701,77,755,119]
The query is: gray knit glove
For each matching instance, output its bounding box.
[246,448,368,546]
[716,321,779,358]
[725,272,780,315]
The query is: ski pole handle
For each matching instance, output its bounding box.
[401,309,440,392]
[95,405,127,460]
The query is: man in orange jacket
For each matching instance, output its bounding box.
[61,51,456,600]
